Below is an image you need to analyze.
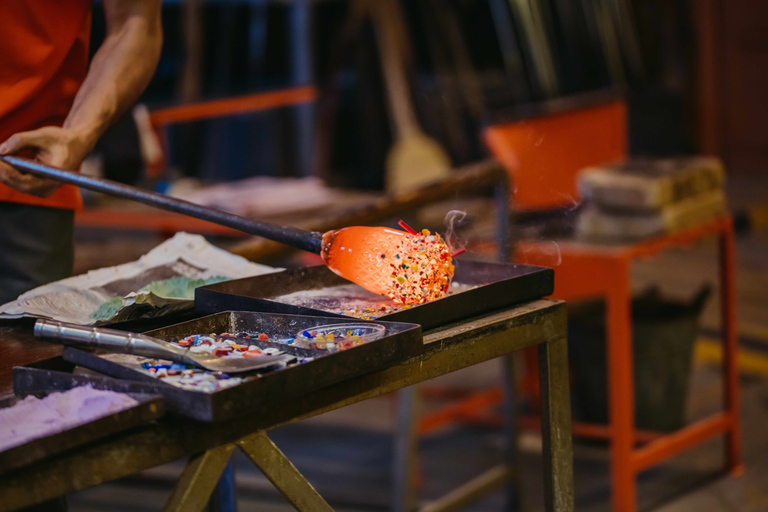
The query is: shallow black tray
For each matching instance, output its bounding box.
[195,260,554,330]
[14,358,203,420]
[58,311,421,422]
[3,359,164,474]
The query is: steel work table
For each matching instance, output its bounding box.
[0,299,573,512]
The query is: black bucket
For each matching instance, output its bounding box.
[568,286,711,432]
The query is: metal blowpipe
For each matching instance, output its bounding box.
[2,155,457,304]
[0,155,323,254]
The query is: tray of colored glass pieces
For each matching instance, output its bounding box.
[60,311,422,422]
[195,260,554,331]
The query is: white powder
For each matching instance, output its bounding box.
[0,386,138,453]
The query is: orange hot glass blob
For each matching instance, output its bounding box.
[320,226,455,305]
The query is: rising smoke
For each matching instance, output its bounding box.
[443,210,468,253]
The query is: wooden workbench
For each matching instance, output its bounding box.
[0,299,572,512]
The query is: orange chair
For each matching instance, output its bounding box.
[481,96,743,512]
[484,98,627,210]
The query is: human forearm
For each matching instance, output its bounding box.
[0,0,162,197]
[64,0,163,161]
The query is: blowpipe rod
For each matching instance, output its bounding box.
[0,155,323,254]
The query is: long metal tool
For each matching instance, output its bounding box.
[369,0,452,192]
[34,319,293,373]
[0,155,323,254]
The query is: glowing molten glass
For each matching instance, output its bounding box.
[321,226,455,305]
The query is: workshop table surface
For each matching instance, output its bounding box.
[0,299,572,512]
[0,324,61,401]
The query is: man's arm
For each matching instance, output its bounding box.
[0,0,162,197]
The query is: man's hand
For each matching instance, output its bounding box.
[0,0,161,199]
[0,127,90,198]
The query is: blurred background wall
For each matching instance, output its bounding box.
[86,0,768,191]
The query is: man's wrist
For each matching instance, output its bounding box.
[62,126,99,165]
[63,110,112,155]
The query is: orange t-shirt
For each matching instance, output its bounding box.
[0,0,92,210]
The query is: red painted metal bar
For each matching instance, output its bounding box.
[76,209,247,236]
[144,86,317,179]
[419,387,478,400]
[605,257,636,512]
[624,216,732,259]
[418,399,664,444]
[631,413,732,472]
[719,218,744,475]
[519,417,662,445]
[417,388,503,435]
[149,86,317,127]
[516,216,732,265]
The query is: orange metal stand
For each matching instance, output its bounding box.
[417,95,743,511]
[516,216,743,511]
[417,217,743,511]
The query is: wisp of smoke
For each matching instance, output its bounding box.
[518,240,562,267]
[444,210,468,253]
[544,241,562,266]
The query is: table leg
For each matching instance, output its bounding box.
[497,174,520,512]
[494,181,512,262]
[501,354,522,512]
[605,258,636,512]
[538,337,574,512]
[719,219,744,474]
[392,386,422,512]
[238,432,334,512]
[163,444,236,512]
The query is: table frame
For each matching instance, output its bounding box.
[0,300,572,512]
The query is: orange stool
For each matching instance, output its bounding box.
[515,217,742,511]
[478,95,743,511]
[484,97,627,210]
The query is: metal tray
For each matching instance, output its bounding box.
[2,359,164,474]
[195,260,554,330]
[58,311,421,422]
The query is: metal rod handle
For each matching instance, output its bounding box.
[0,155,323,254]
[34,319,179,361]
